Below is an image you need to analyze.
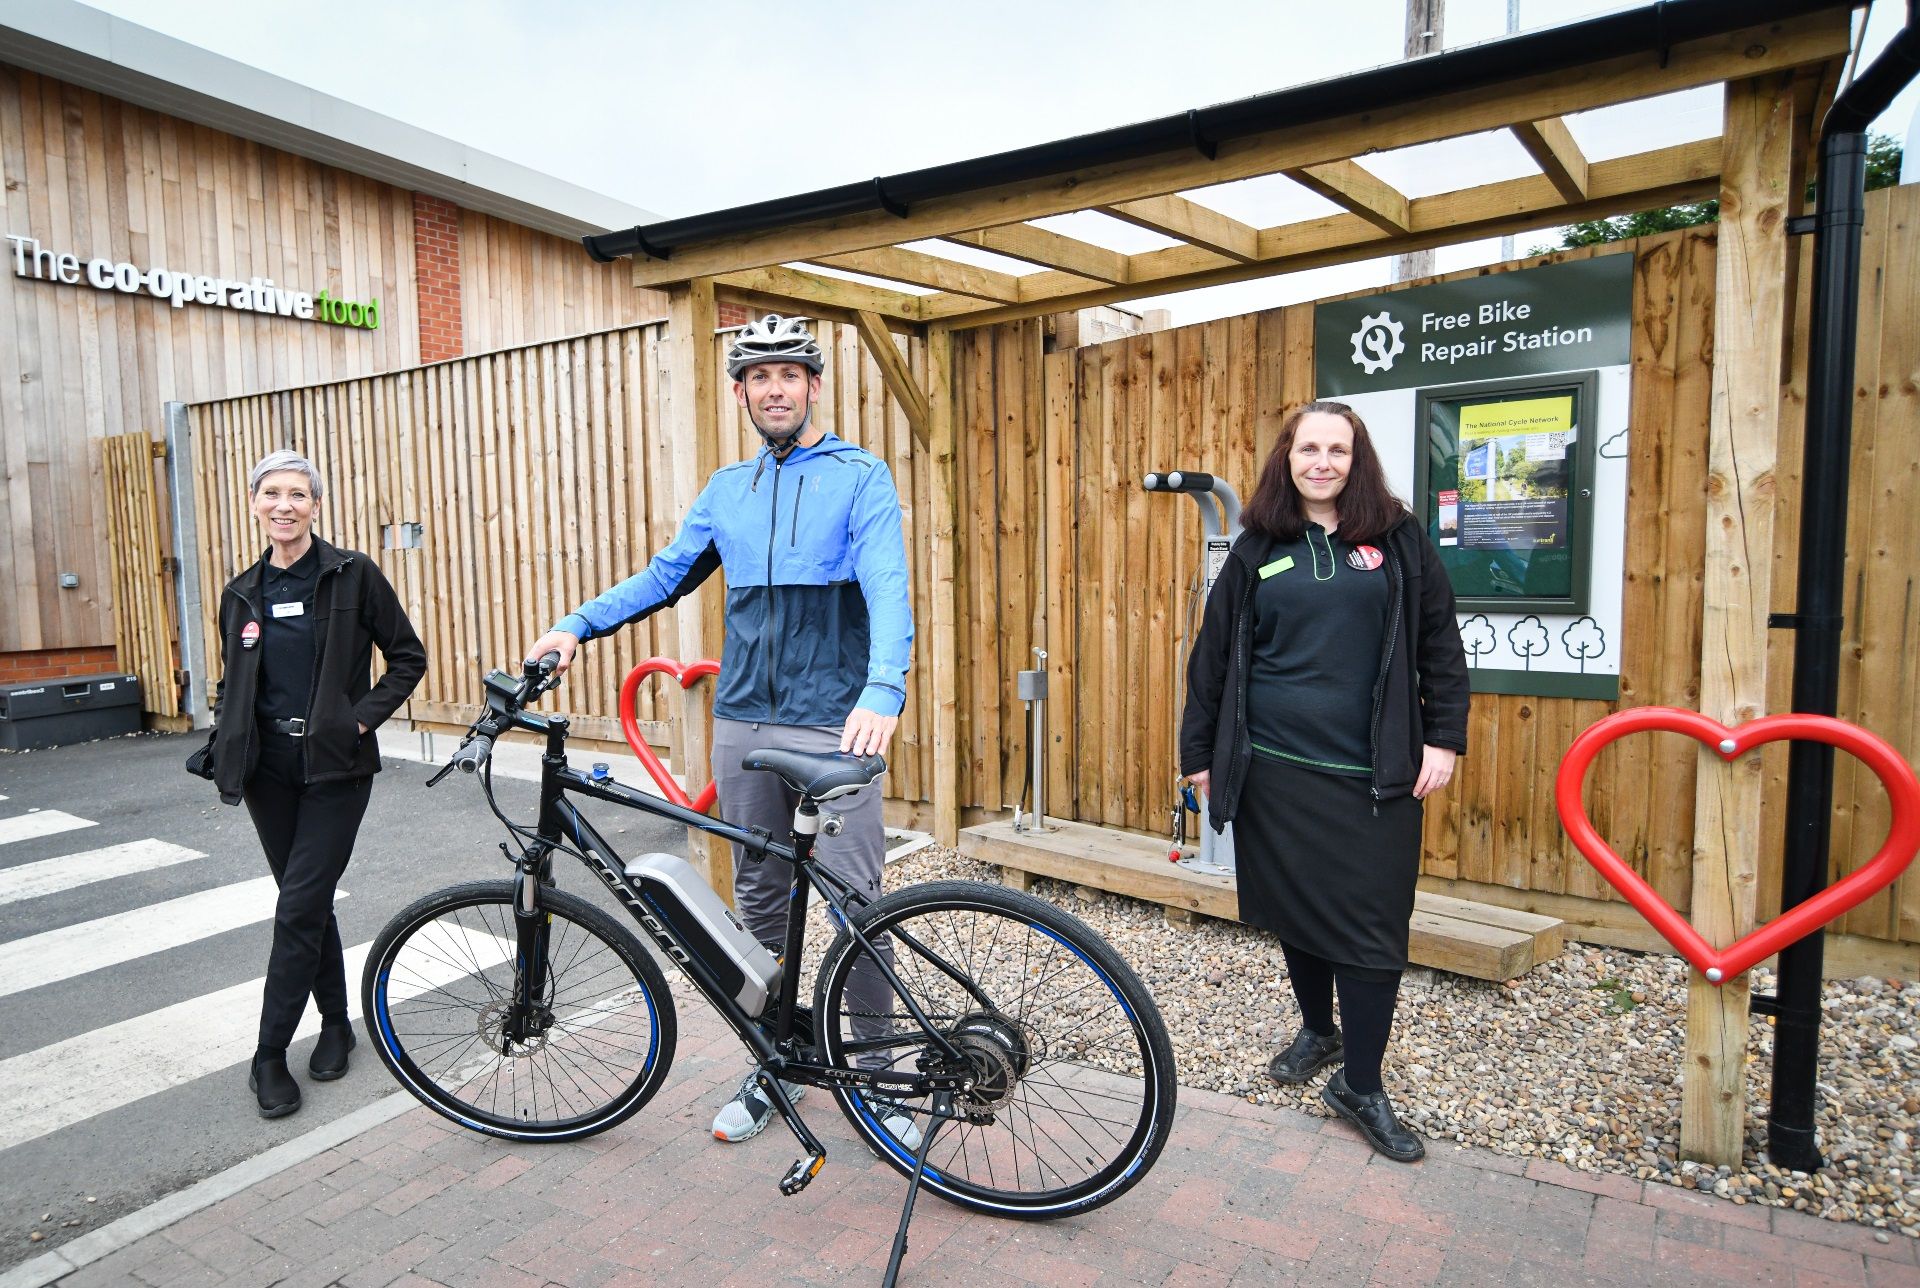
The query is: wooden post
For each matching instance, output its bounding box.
[1683,72,1796,1166]
[665,278,731,902]
[927,325,961,848]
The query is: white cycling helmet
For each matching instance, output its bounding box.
[725,314,825,381]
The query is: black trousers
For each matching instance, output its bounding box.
[243,730,372,1050]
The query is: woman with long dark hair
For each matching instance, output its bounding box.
[1179,401,1468,1161]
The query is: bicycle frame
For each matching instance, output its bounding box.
[485,702,972,1101]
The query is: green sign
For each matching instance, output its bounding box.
[1315,255,1632,397]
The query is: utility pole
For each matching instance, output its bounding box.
[1499,0,1521,264]
[1392,0,1444,283]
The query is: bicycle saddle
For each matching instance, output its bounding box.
[742,748,887,801]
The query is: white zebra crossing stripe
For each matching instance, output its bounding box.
[0,877,342,999]
[0,928,512,1154]
[0,839,207,907]
[0,810,95,847]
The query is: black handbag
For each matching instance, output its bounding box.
[184,731,216,781]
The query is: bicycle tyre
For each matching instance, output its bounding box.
[813,879,1176,1219]
[362,880,677,1141]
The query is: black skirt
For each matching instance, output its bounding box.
[1233,755,1423,973]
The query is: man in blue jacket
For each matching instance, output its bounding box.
[524,314,915,1145]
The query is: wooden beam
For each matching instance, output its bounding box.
[665,279,730,903]
[626,11,1846,286]
[813,245,1022,302]
[850,309,931,445]
[1099,194,1258,261]
[1510,117,1591,201]
[917,137,1720,326]
[1284,160,1412,234]
[925,326,960,849]
[1682,71,1796,1168]
[712,264,925,321]
[945,225,1132,285]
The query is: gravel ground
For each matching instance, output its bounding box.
[878,845,1920,1240]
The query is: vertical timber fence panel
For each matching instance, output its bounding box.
[1036,208,1920,952]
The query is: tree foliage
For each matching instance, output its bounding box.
[1536,133,1903,252]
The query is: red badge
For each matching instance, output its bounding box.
[1347,545,1384,571]
[241,621,261,649]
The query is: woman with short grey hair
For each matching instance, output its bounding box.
[187,450,425,1118]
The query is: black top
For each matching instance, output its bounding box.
[1245,523,1392,777]
[255,543,320,722]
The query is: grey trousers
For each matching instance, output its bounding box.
[711,718,895,1065]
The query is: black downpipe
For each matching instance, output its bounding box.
[1766,4,1920,1174]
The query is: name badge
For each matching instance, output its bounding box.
[271,601,305,619]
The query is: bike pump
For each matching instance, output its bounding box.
[1013,647,1055,833]
[1143,470,1241,877]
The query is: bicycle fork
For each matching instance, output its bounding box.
[506,852,553,1048]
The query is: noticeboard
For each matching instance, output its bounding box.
[1414,371,1599,615]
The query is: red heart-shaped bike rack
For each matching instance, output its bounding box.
[619,657,721,814]
[1556,707,1920,984]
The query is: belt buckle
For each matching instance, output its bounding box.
[285,718,306,737]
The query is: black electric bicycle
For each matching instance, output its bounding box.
[361,657,1176,1283]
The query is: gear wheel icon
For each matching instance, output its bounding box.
[1350,311,1406,375]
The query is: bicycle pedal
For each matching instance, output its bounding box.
[778,1152,826,1196]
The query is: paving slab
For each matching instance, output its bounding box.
[7,981,1917,1288]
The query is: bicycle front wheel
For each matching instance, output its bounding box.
[813,880,1176,1219]
[362,881,677,1141]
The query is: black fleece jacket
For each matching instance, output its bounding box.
[1179,514,1469,829]
[188,536,426,805]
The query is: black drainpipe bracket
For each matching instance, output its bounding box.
[1768,612,1844,631]
[1187,109,1218,161]
[872,178,909,219]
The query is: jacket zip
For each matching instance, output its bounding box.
[1366,543,1406,813]
[229,584,264,796]
[790,471,804,546]
[765,459,782,721]
[1223,568,1257,818]
[300,557,343,784]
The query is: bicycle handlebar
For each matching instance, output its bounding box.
[429,651,567,784]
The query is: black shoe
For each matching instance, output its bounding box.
[1267,1027,1344,1085]
[1321,1068,1423,1162]
[249,1055,302,1119]
[308,1022,356,1081]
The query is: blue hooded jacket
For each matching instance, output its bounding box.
[553,433,913,726]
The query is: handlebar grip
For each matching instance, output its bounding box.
[453,733,495,774]
[1143,470,1216,493]
[527,650,563,678]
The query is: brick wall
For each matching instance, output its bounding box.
[413,193,464,362]
[717,302,753,328]
[0,646,120,684]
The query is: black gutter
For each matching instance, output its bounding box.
[584,0,1845,264]
[1764,0,1919,1174]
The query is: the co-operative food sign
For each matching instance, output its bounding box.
[7,233,381,329]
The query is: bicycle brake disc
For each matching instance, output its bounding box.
[477,1001,551,1057]
[949,1012,1040,1120]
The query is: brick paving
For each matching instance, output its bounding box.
[38,991,1920,1288]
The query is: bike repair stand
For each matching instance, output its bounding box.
[1144,469,1242,877]
[1012,647,1055,834]
[883,1090,958,1288]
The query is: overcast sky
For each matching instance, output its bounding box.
[81,0,1920,324]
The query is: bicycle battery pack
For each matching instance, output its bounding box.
[624,852,781,1015]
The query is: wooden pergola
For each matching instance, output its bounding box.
[591,0,1857,1167]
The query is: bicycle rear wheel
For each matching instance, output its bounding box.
[813,880,1176,1219]
[362,880,676,1141]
